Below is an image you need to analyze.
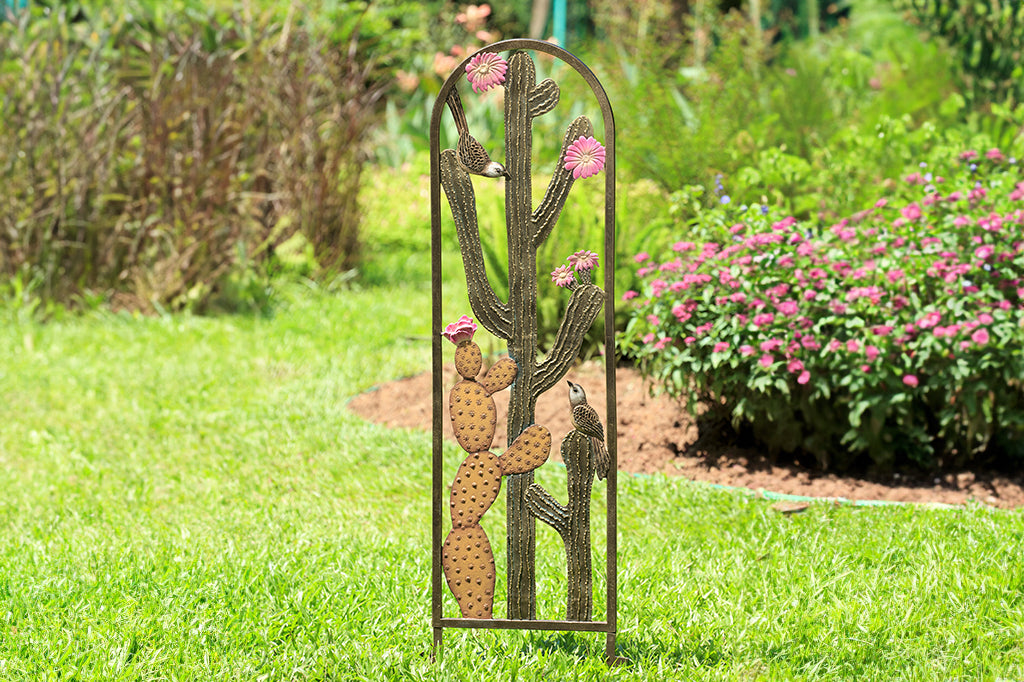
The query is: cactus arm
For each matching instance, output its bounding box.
[527,431,595,621]
[528,78,559,118]
[526,483,568,536]
[533,283,604,400]
[440,149,513,340]
[532,116,595,247]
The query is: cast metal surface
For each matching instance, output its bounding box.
[430,38,618,663]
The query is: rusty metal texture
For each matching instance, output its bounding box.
[442,524,496,619]
[449,451,502,529]
[448,379,498,453]
[431,38,618,664]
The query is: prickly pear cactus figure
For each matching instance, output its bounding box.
[440,316,552,618]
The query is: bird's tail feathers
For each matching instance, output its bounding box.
[593,438,609,481]
[446,88,469,135]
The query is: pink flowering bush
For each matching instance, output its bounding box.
[620,151,1024,472]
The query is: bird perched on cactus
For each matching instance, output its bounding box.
[566,381,609,480]
[446,88,508,178]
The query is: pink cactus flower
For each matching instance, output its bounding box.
[563,136,606,179]
[901,203,923,221]
[465,51,508,93]
[442,315,478,345]
[568,249,600,272]
[551,264,575,288]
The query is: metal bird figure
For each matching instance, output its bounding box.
[446,88,508,178]
[567,381,609,480]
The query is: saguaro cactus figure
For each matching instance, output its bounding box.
[526,428,598,621]
[440,48,606,620]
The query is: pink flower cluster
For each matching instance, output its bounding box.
[622,152,1024,403]
[552,250,600,288]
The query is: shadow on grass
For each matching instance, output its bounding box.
[615,631,730,669]
[514,629,730,669]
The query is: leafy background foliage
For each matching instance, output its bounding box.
[4,0,1024,472]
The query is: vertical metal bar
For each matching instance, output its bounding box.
[601,80,618,661]
[430,80,447,637]
[432,626,443,662]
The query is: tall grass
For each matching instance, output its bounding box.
[0,2,382,311]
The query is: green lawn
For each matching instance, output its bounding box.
[1,285,1023,680]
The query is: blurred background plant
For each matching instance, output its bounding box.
[891,0,1024,106]
[0,0,399,313]
[5,0,1024,476]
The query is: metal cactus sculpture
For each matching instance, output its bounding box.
[440,49,604,621]
[430,38,619,663]
[440,315,552,618]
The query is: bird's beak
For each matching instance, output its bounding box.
[566,381,574,388]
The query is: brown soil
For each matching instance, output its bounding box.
[348,360,1024,509]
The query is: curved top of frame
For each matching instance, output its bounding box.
[429,38,615,156]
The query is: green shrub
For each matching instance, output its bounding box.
[893,0,1024,105]
[0,2,383,311]
[585,1,959,209]
[619,147,1024,474]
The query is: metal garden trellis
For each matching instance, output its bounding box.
[429,38,620,664]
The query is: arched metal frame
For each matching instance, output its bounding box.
[430,39,618,663]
